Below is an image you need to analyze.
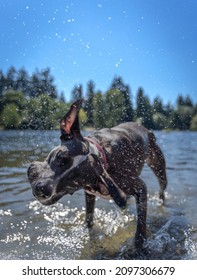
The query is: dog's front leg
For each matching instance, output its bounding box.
[85,192,96,228]
[100,170,128,208]
[131,178,147,249]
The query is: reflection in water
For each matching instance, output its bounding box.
[0,130,197,259]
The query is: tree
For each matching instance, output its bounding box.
[0,103,21,129]
[29,68,57,98]
[105,89,127,127]
[168,111,182,130]
[190,114,197,130]
[122,85,134,122]
[55,101,70,124]
[136,87,145,119]
[153,113,167,130]
[93,91,106,129]
[16,68,30,95]
[185,95,193,107]
[111,76,133,122]
[27,94,59,129]
[0,70,6,97]
[85,80,95,127]
[164,101,173,116]
[153,96,165,115]
[79,108,88,128]
[71,84,83,101]
[135,87,154,129]
[0,67,197,131]
[111,76,125,91]
[175,95,193,130]
[0,90,27,129]
[143,95,154,129]
[40,68,57,98]
[1,90,27,110]
[59,91,66,103]
[30,71,41,97]
[177,94,185,106]
[6,66,17,90]
[177,106,193,130]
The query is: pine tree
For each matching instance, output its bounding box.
[85,80,95,127]
[110,76,133,122]
[93,91,106,129]
[135,87,154,129]
[71,84,83,101]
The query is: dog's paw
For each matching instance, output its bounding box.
[86,220,94,229]
[119,237,148,259]
[134,233,147,250]
[159,191,165,202]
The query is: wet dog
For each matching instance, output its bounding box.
[27,100,167,248]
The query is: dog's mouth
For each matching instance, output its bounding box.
[85,183,111,200]
[36,194,63,206]
[32,182,79,206]
[33,190,76,206]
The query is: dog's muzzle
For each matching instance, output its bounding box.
[28,161,54,204]
[28,160,80,205]
[34,181,53,198]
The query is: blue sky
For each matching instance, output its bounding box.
[0,0,196,104]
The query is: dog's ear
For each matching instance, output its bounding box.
[60,100,83,140]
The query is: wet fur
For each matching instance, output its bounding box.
[28,100,167,249]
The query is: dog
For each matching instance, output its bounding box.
[27,99,167,249]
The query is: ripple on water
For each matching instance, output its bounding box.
[27,200,136,259]
[0,197,197,260]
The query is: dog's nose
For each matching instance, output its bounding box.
[35,182,52,198]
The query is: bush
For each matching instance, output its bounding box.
[190,114,197,131]
[0,103,21,129]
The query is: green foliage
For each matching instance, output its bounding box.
[1,103,21,129]
[93,91,106,129]
[153,97,165,115]
[71,84,83,102]
[79,108,88,128]
[153,113,167,130]
[1,90,27,110]
[0,90,27,129]
[135,88,154,129]
[27,95,61,130]
[111,76,134,122]
[0,67,196,131]
[105,89,127,127]
[190,114,197,131]
[85,80,95,127]
[0,66,57,98]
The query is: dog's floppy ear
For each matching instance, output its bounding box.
[60,99,83,141]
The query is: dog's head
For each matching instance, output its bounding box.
[28,100,91,205]
[28,100,127,208]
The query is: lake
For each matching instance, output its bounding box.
[0,129,197,259]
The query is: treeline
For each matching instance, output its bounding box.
[0,66,197,130]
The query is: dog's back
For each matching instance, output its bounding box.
[90,122,150,176]
[90,121,167,199]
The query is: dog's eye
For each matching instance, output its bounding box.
[57,156,73,168]
[62,157,73,167]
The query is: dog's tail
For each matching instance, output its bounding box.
[147,129,156,144]
[146,129,167,201]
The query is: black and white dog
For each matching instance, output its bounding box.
[28,100,167,248]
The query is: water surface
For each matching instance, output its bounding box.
[0,130,196,259]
